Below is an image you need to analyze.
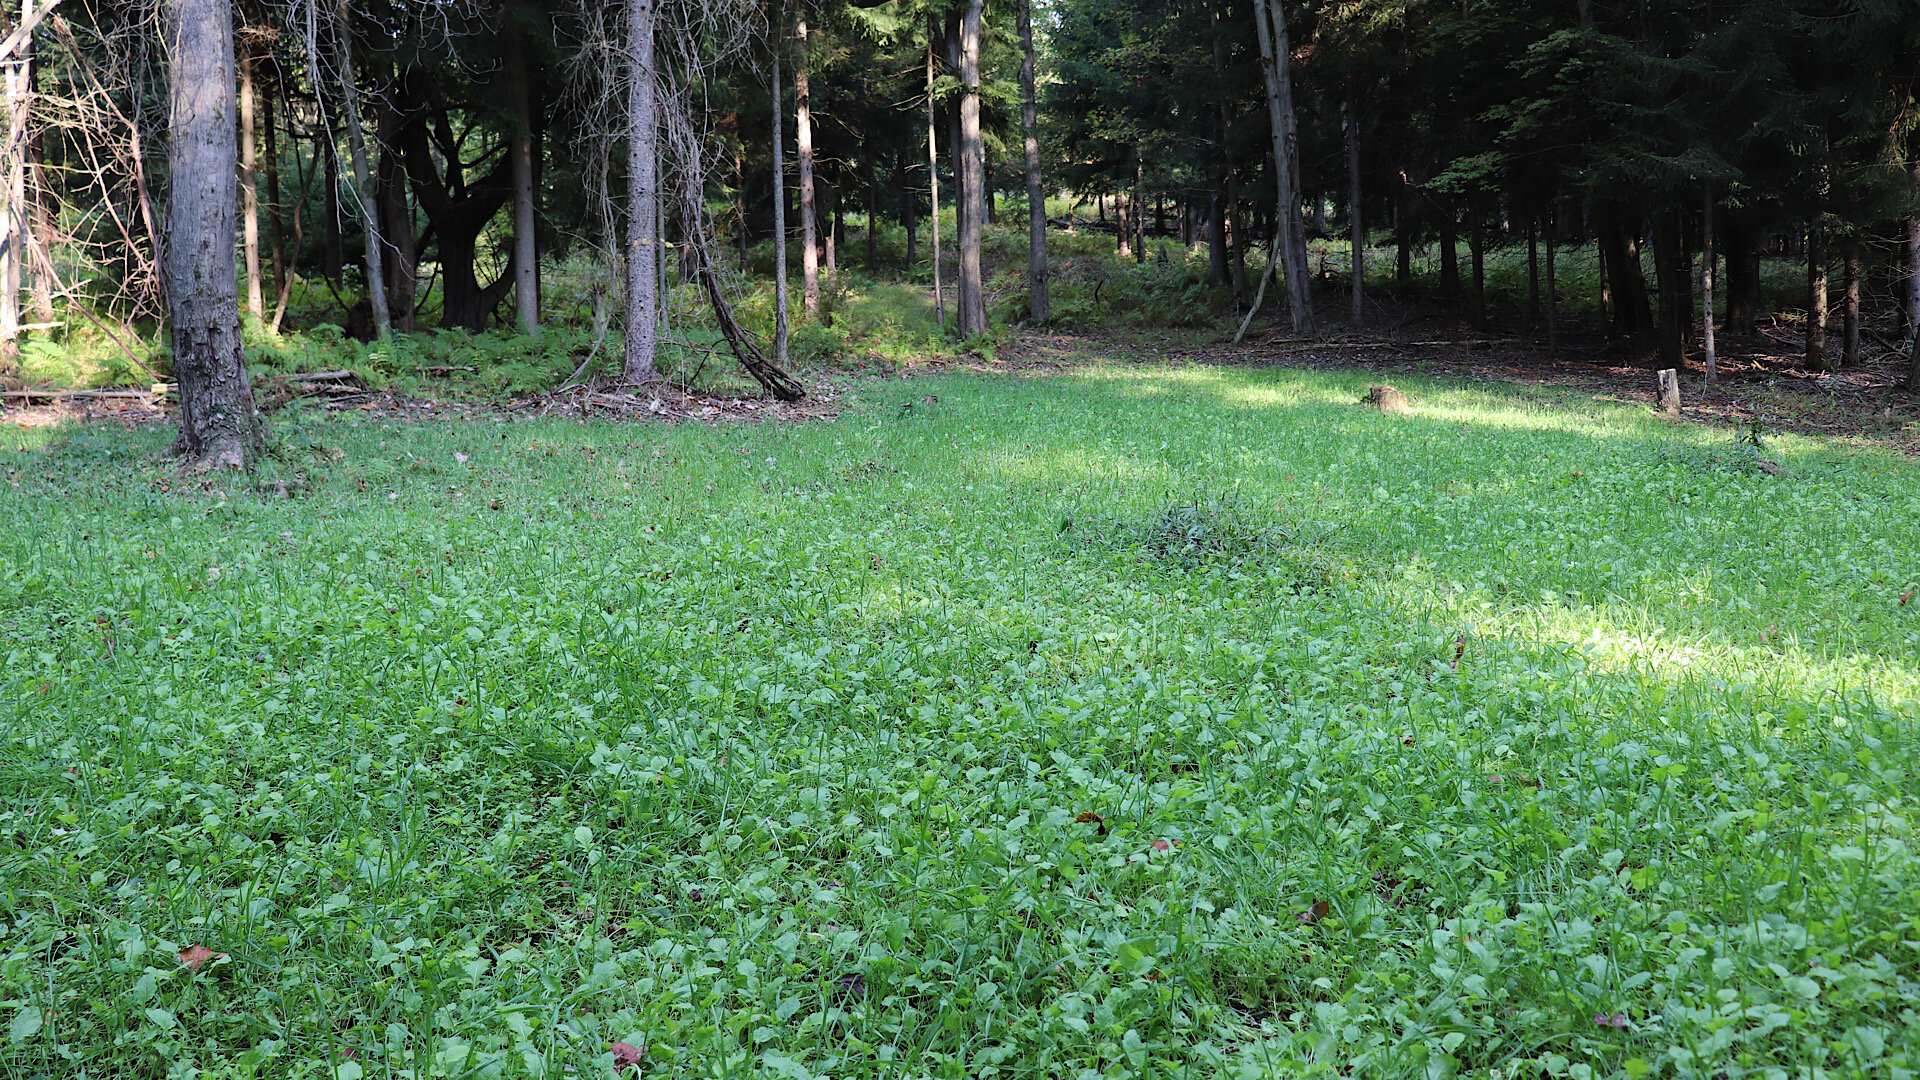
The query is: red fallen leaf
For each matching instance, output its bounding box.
[1900,589,1914,605]
[610,1042,647,1072]
[1296,900,1332,925]
[1451,633,1467,669]
[1074,811,1108,837]
[1148,838,1181,852]
[177,944,227,971]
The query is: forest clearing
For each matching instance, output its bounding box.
[5,0,1920,1075]
[4,349,1919,1077]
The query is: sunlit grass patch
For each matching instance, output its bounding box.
[2,363,1917,1078]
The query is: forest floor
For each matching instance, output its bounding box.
[8,306,1918,460]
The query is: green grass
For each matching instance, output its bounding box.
[2,363,1917,1079]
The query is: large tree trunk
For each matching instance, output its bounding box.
[1906,185,1920,343]
[1651,207,1690,370]
[796,9,818,321]
[0,0,30,383]
[332,0,390,338]
[507,28,538,336]
[1018,0,1047,323]
[166,0,263,468]
[1468,211,1486,331]
[1597,211,1652,345]
[622,0,658,381]
[955,0,987,336]
[1438,212,1459,296]
[1252,0,1312,334]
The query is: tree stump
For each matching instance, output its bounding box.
[1657,368,1681,418]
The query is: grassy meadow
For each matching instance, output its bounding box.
[2,361,1918,1079]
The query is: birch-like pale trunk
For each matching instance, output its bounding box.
[796,9,818,320]
[1252,0,1313,335]
[1018,0,1046,323]
[955,0,986,336]
[166,0,263,467]
[240,44,261,320]
[1701,186,1716,386]
[622,0,658,381]
[0,0,28,379]
[926,41,944,332]
[507,30,539,336]
[1807,229,1828,372]
[771,37,789,363]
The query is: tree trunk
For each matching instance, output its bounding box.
[771,38,788,362]
[1723,209,1762,334]
[166,0,263,467]
[507,29,539,336]
[1806,228,1828,371]
[925,39,943,332]
[899,152,916,267]
[1700,186,1715,385]
[1018,0,1047,323]
[0,0,25,383]
[1438,213,1459,296]
[1597,212,1652,344]
[1345,99,1361,326]
[955,0,987,336]
[1525,217,1539,324]
[375,85,416,333]
[1208,190,1229,289]
[1545,204,1558,349]
[621,0,658,382]
[1906,183,1920,343]
[239,43,262,321]
[320,104,343,286]
[1252,0,1313,334]
[1651,207,1687,370]
[1394,182,1411,288]
[264,83,290,332]
[865,157,878,271]
[796,9,818,321]
[332,0,389,338]
[1842,247,1860,368]
[1121,164,1136,265]
[1468,211,1486,331]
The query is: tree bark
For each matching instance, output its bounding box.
[0,0,31,381]
[1252,0,1313,334]
[955,0,986,336]
[1018,0,1047,323]
[1906,178,1920,343]
[507,28,539,336]
[166,0,263,467]
[796,8,818,321]
[1545,203,1558,349]
[375,80,416,333]
[622,0,658,381]
[1438,212,1459,296]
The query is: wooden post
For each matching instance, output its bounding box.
[1657,368,1681,419]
